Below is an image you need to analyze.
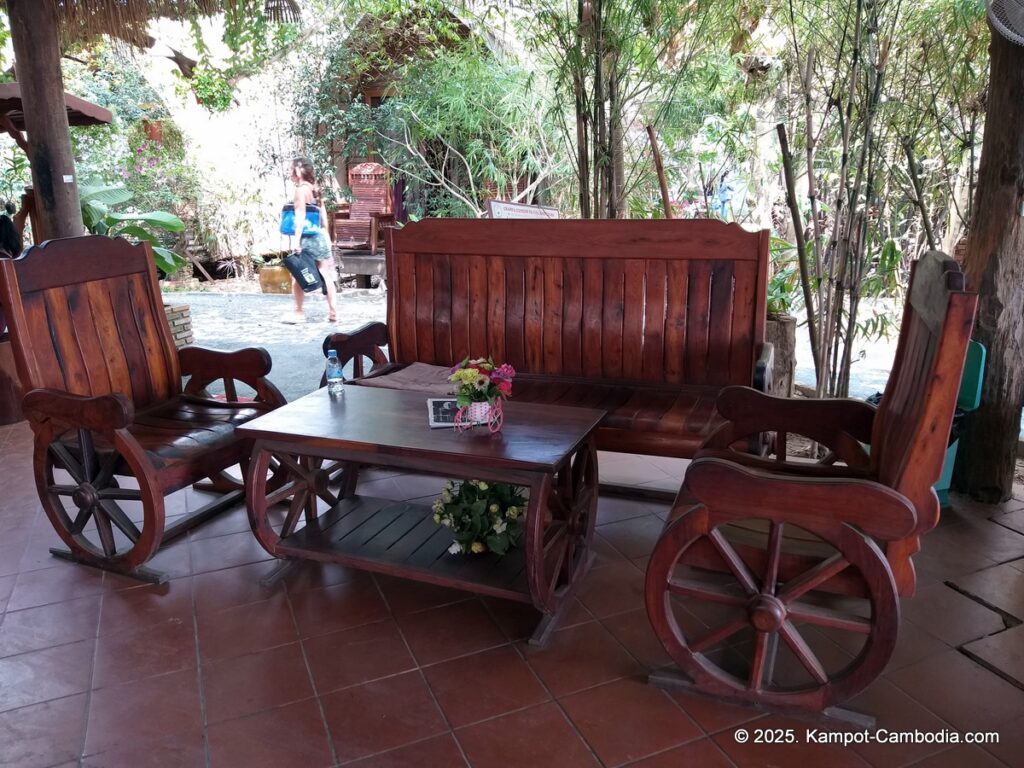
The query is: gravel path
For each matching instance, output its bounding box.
[165,287,387,402]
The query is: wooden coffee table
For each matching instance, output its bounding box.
[238,385,605,645]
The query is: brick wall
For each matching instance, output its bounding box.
[164,304,194,348]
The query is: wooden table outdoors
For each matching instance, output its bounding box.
[238,386,605,645]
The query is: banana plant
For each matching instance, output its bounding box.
[80,184,187,275]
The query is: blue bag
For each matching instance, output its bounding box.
[279,203,321,236]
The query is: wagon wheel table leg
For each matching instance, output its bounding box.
[527,439,598,646]
[645,505,898,724]
[246,445,340,587]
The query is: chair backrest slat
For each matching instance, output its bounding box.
[872,252,977,534]
[0,236,181,410]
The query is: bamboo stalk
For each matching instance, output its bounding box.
[646,125,673,219]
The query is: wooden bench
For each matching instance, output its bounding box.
[644,251,978,720]
[325,218,772,458]
[0,236,286,581]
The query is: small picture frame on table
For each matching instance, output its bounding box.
[427,398,459,428]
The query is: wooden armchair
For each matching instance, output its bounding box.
[334,162,393,254]
[645,251,978,720]
[0,236,286,581]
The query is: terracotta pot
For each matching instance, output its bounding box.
[142,119,163,142]
[259,265,292,294]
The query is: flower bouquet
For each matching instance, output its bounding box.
[432,479,526,555]
[448,357,515,433]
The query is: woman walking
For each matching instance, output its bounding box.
[283,157,338,323]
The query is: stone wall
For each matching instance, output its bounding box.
[164,303,194,348]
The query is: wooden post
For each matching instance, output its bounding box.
[7,0,84,239]
[646,125,672,219]
[952,24,1024,502]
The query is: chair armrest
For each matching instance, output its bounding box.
[700,385,876,468]
[179,346,285,407]
[178,346,272,380]
[322,322,391,382]
[685,456,916,542]
[753,342,774,392]
[22,388,134,432]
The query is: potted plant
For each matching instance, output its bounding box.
[765,247,800,397]
[432,479,526,555]
[257,252,293,294]
[448,357,515,432]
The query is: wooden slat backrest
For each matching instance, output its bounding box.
[0,236,181,409]
[348,162,389,223]
[385,219,769,386]
[872,252,978,535]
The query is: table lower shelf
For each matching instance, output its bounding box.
[273,495,533,604]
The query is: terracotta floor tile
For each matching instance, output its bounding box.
[962,624,1024,688]
[82,727,206,768]
[191,560,283,615]
[197,592,298,663]
[289,575,390,639]
[0,595,101,657]
[189,528,274,574]
[482,596,592,642]
[188,505,252,540]
[134,538,194,580]
[846,679,952,767]
[375,574,474,616]
[601,608,673,670]
[84,667,201,756]
[207,698,334,768]
[993,509,1024,536]
[305,619,416,694]
[341,733,467,767]
[6,561,107,611]
[907,744,1008,768]
[590,532,633,570]
[624,737,736,767]
[887,649,1024,731]
[982,712,1024,767]
[561,677,700,766]
[93,616,196,688]
[98,577,193,636]
[0,639,94,712]
[0,692,87,768]
[596,496,667,526]
[818,617,950,673]
[522,620,643,697]
[950,562,1024,620]
[456,702,600,768]
[204,642,315,724]
[713,714,871,768]
[396,600,506,666]
[667,689,764,735]
[282,561,367,594]
[0,573,16,613]
[576,562,646,619]
[596,515,665,560]
[423,645,549,727]
[901,583,1006,647]
[320,670,447,763]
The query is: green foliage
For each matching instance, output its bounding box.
[187,63,235,112]
[431,479,526,556]
[0,143,30,202]
[79,184,186,275]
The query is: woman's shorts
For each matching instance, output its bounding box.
[300,232,332,263]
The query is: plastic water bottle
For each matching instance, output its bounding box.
[325,349,345,397]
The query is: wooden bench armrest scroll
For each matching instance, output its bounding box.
[369,213,395,255]
[22,388,134,433]
[685,456,917,542]
[179,346,285,405]
[322,322,391,381]
[700,385,876,471]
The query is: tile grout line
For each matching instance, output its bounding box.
[74,579,104,767]
[189,568,213,768]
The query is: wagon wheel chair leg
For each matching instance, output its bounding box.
[530,440,598,646]
[645,505,898,721]
[37,427,166,582]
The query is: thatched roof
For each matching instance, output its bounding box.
[54,0,300,46]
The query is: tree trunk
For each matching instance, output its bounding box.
[7,0,84,239]
[952,25,1024,502]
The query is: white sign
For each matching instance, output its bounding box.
[486,200,560,219]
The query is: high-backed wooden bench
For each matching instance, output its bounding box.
[325,218,771,458]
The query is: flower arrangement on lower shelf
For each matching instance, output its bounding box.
[448,357,515,432]
[432,479,526,555]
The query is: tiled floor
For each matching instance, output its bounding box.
[2,419,1024,767]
